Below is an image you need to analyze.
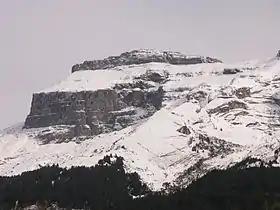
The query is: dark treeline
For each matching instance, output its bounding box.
[134,167,280,210]
[1,156,280,210]
[0,155,149,210]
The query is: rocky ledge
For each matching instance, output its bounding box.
[72,49,222,72]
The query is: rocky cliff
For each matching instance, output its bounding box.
[71,49,222,72]
[24,85,164,141]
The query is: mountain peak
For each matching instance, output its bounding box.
[277,50,280,58]
[71,49,222,73]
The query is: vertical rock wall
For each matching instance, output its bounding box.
[24,86,164,139]
[24,89,120,136]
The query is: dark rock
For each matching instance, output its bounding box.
[118,86,164,110]
[116,116,134,128]
[277,50,280,58]
[187,90,208,101]
[113,80,153,90]
[234,87,251,99]
[245,122,261,128]
[275,148,280,157]
[208,100,248,114]
[146,86,164,109]
[177,125,191,135]
[273,147,280,164]
[194,134,240,157]
[71,49,222,73]
[234,110,249,117]
[272,92,280,106]
[176,72,193,77]
[223,68,241,74]
[146,72,165,83]
[24,85,164,140]
[122,90,145,107]
[24,90,119,134]
[135,69,169,83]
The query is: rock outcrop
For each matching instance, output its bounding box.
[277,50,280,58]
[234,87,251,99]
[72,49,222,72]
[24,86,164,140]
[177,125,191,135]
[134,69,169,83]
[24,90,119,135]
[208,100,248,114]
[223,68,241,74]
[272,92,280,106]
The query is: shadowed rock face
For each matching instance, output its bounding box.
[24,86,164,139]
[71,49,222,72]
[24,90,119,135]
[277,50,280,58]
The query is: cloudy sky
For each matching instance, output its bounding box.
[0,0,279,129]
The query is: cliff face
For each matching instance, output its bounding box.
[24,90,119,136]
[24,84,164,141]
[71,49,222,72]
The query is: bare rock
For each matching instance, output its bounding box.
[72,49,222,73]
[24,90,119,135]
[192,134,240,157]
[177,125,191,135]
[135,69,169,83]
[223,68,241,74]
[208,100,248,114]
[277,50,280,58]
[234,87,251,99]
[24,85,164,141]
[272,92,280,106]
[113,80,153,90]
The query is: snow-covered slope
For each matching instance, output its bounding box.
[1,51,280,190]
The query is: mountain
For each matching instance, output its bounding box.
[1,49,280,190]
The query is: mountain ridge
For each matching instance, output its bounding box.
[71,49,222,72]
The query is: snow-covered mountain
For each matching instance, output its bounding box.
[1,49,280,190]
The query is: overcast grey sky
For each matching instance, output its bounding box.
[0,0,279,129]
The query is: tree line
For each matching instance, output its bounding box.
[1,156,280,210]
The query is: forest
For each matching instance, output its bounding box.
[1,155,280,210]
